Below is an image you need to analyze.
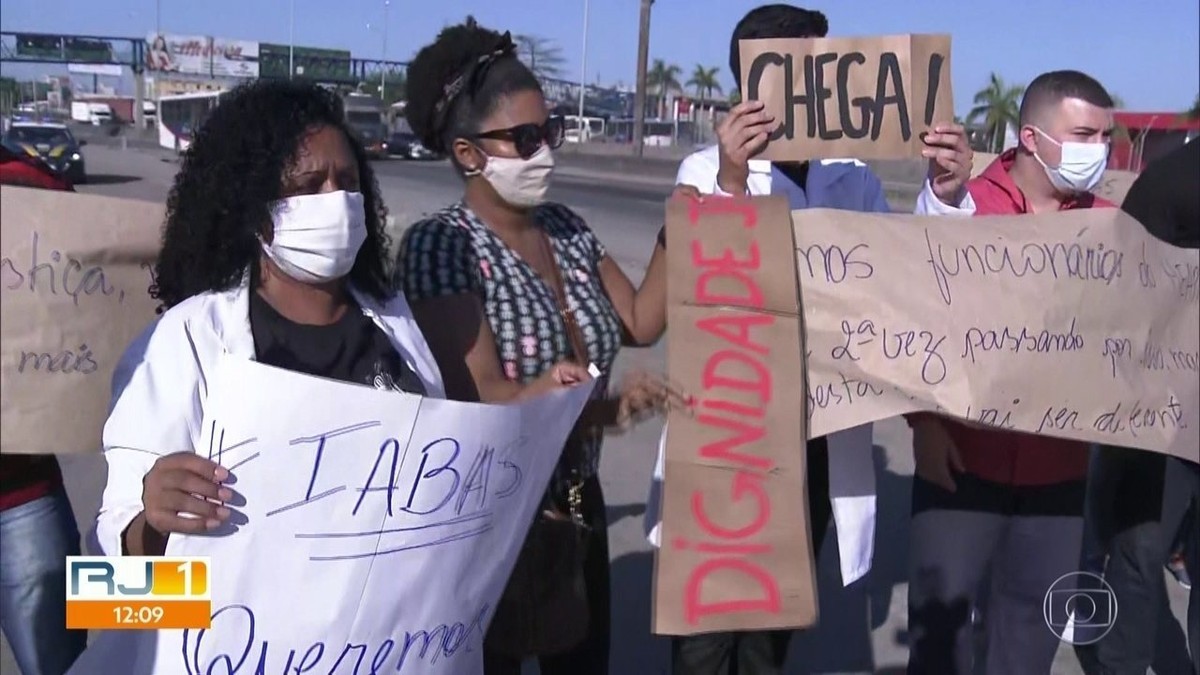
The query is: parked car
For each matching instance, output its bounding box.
[388,132,438,160]
[1,122,87,184]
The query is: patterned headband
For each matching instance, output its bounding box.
[432,32,518,126]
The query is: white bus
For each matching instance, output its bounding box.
[564,115,606,143]
[157,91,228,152]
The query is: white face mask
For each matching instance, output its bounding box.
[262,190,367,283]
[1032,127,1109,194]
[475,145,555,208]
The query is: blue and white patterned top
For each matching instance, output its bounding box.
[396,201,623,478]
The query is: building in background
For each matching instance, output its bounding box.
[1110,111,1200,171]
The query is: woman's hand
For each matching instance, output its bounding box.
[141,453,232,536]
[614,370,690,429]
[521,359,595,400]
[671,184,704,201]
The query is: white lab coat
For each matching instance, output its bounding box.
[645,145,975,586]
[92,279,444,557]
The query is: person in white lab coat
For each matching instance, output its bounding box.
[646,6,977,674]
[93,80,464,560]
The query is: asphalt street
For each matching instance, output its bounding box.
[1,145,1188,675]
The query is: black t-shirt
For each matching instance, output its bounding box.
[249,291,426,395]
[773,160,811,193]
[1121,138,1199,250]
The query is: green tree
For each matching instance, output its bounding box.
[515,34,565,80]
[687,65,722,103]
[1185,93,1200,120]
[967,73,1024,153]
[647,59,682,118]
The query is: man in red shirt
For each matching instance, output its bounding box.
[905,70,1116,675]
[0,143,88,675]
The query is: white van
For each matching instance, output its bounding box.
[86,103,113,126]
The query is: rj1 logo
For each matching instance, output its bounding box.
[67,557,210,599]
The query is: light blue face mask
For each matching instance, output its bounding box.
[1032,127,1109,194]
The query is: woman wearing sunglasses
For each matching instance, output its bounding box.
[396,16,682,675]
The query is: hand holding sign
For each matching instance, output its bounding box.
[739,34,954,161]
[922,123,975,205]
[715,101,777,195]
[141,453,232,536]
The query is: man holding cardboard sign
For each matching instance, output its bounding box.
[905,70,1120,675]
[647,5,974,674]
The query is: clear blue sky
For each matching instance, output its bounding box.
[2,0,1198,113]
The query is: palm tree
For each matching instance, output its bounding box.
[687,65,722,103]
[967,73,1023,153]
[514,34,565,80]
[647,59,682,119]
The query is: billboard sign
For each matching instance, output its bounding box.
[145,34,259,78]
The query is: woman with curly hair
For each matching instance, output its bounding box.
[93,79,450,560]
[396,17,684,675]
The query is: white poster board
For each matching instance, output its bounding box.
[68,357,594,674]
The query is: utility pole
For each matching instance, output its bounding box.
[289,0,295,79]
[576,0,590,138]
[380,0,390,101]
[631,0,652,157]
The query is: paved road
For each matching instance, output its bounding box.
[2,145,1188,674]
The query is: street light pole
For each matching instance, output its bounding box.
[289,0,295,79]
[576,0,589,140]
[632,0,652,157]
[155,0,161,34]
[380,0,390,101]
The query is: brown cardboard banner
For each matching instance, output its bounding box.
[1,187,161,455]
[654,197,1198,636]
[739,34,953,161]
[654,195,817,636]
[796,206,1198,461]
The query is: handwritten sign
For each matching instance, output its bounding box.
[66,357,595,675]
[796,206,1197,460]
[654,196,817,636]
[739,34,953,161]
[0,186,161,455]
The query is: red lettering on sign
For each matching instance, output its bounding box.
[701,350,772,407]
[692,240,761,270]
[701,398,765,419]
[691,471,771,539]
[687,198,759,229]
[683,557,782,625]
[696,314,773,355]
[696,413,770,470]
[672,537,773,556]
[691,236,765,308]
[676,199,790,629]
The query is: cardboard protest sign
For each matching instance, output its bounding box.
[0,187,161,455]
[654,196,817,636]
[792,206,1198,461]
[66,357,595,675]
[739,34,953,161]
[1092,169,1138,204]
[971,153,1137,204]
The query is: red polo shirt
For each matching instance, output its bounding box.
[914,149,1115,486]
[0,145,73,511]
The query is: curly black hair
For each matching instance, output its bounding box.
[405,16,542,161]
[151,79,391,311]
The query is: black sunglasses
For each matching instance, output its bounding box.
[473,116,565,159]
